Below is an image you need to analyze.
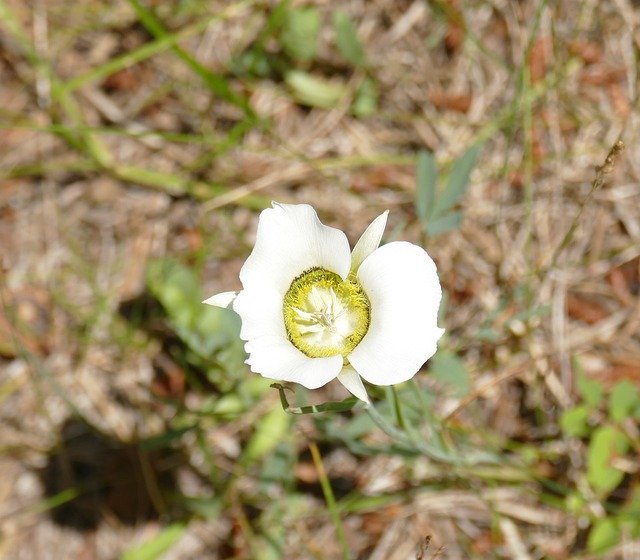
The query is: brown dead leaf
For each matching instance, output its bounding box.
[349,164,412,193]
[566,293,609,324]
[580,66,626,86]
[443,270,475,304]
[529,37,550,84]
[443,0,465,56]
[151,353,185,399]
[608,257,639,305]
[608,82,631,117]
[361,503,402,536]
[509,170,524,190]
[602,359,640,385]
[428,90,472,113]
[532,124,545,166]
[471,530,495,555]
[103,68,140,92]
[294,461,318,484]
[537,108,577,134]
[444,23,464,56]
[568,40,602,65]
[182,227,203,253]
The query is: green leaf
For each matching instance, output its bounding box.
[577,373,604,408]
[146,259,241,355]
[415,150,437,225]
[587,426,629,494]
[198,393,245,417]
[565,492,586,514]
[427,352,470,397]
[333,12,366,67]
[271,383,359,414]
[559,405,590,437]
[178,496,221,519]
[231,48,272,78]
[121,523,186,560]
[285,70,347,108]
[241,406,291,467]
[261,441,296,485]
[340,409,376,439]
[352,76,378,117]
[426,211,463,236]
[146,259,200,326]
[280,7,320,62]
[587,518,620,554]
[140,424,196,450]
[622,487,640,537]
[609,380,639,422]
[145,259,245,388]
[432,143,481,217]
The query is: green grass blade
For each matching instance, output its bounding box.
[30,488,79,516]
[121,523,186,560]
[62,16,214,93]
[0,0,113,167]
[415,150,438,224]
[128,0,256,119]
[426,211,463,236]
[432,143,482,217]
[139,424,197,451]
[309,442,351,560]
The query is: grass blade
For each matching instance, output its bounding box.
[62,16,215,93]
[121,523,186,560]
[415,150,438,224]
[308,442,351,560]
[128,0,256,119]
[426,211,463,236]
[432,143,482,217]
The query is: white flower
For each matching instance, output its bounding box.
[204,202,444,402]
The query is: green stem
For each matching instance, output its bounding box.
[364,402,460,464]
[389,386,407,431]
[309,442,351,560]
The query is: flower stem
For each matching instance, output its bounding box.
[389,386,408,431]
[364,401,461,465]
[308,441,351,560]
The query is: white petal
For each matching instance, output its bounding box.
[337,365,370,403]
[348,242,444,386]
[245,335,343,389]
[350,210,389,274]
[202,291,239,309]
[233,286,285,340]
[240,203,352,294]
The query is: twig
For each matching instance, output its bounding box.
[548,139,625,270]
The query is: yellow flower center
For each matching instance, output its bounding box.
[283,268,370,358]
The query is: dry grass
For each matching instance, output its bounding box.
[1,0,640,558]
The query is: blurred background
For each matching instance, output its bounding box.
[1,0,640,558]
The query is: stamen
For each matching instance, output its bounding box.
[282,268,370,358]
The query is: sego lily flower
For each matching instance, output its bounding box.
[204,202,444,403]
